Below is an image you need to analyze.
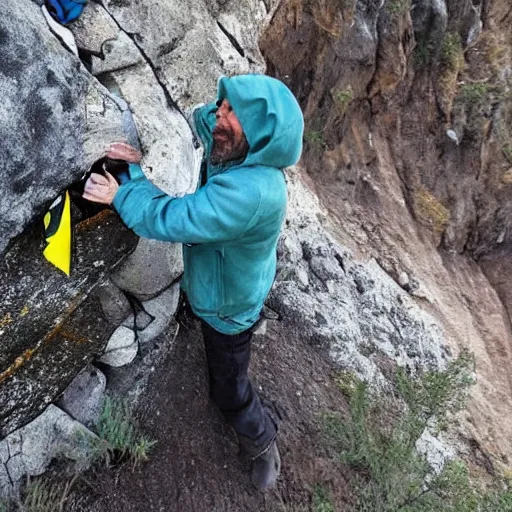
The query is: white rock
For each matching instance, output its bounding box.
[98,326,138,367]
[416,429,456,475]
[398,271,409,288]
[108,63,201,198]
[123,283,180,343]
[253,319,268,337]
[272,172,449,388]
[0,405,97,496]
[57,365,107,427]
[112,239,183,300]
[41,5,79,57]
[446,129,459,145]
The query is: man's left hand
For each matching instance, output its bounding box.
[83,171,119,204]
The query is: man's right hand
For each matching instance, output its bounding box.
[107,142,142,163]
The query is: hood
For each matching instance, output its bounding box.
[217,74,304,169]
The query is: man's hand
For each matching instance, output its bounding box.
[83,172,119,204]
[107,142,142,163]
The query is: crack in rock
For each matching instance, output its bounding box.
[216,20,246,58]
[98,2,188,121]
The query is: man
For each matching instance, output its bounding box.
[84,74,304,490]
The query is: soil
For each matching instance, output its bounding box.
[68,318,352,512]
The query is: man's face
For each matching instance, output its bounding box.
[210,99,249,166]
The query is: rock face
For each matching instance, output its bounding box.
[0,0,279,442]
[0,405,97,495]
[272,173,450,386]
[0,0,125,255]
[262,0,512,468]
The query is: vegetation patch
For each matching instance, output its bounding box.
[441,33,464,71]
[387,0,410,16]
[461,83,490,104]
[437,32,465,118]
[332,86,354,114]
[312,485,335,512]
[94,396,157,466]
[479,31,509,76]
[323,352,512,511]
[304,130,326,149]
[414,188,450,236]
[503,144,512,166]
[413,40,433,69]
[334,370,360,398]
[0,476,77,512]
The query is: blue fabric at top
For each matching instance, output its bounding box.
[45,0,87,25]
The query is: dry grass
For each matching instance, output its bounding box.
[437,33,465,119]
[480,31,510,75]
[501,169,512,185]
[414,187,450,235]
[309,0,355,37]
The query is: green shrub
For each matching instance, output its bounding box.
[96,396,157,466]
[441,33,464,72]
[321,352,512,511]
[333,86,353,113]
[461,83,490,104]
[304,130,326,148]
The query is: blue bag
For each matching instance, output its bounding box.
[45,0,88,25]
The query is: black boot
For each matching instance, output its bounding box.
[251,439,281,491]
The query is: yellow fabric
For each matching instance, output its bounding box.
[43,191,71,276]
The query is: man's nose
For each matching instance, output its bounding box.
[216,103,229,119]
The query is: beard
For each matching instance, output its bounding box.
[210,129,249,166]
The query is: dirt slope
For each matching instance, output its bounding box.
[69,319,351,512]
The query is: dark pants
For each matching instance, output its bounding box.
[201,321,277,455]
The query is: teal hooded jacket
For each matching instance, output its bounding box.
[112,74,304,334]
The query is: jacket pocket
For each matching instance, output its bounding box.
[186,247,224,314]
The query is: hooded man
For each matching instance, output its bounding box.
[83,74,304,490]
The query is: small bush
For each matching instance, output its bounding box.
[22,478,73,512]
[304,130,326,148]
[437,32,465,117]
[96,396,157,466]
[333,86,354,114]
[414,188,450,235]
[441,33,464,71]
[0,476,77,512]
[321,353,499,511]
[461,83,489,104]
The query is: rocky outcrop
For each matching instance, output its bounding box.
[0,0,125,255]
[0,0,278,453]
[272,173,449,385]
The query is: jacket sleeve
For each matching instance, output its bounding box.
[112,170,262,244]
